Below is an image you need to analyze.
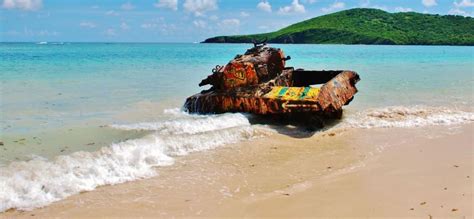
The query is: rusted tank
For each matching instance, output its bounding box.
[184,43,360,125]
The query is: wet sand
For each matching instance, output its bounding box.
[2,124,472,218]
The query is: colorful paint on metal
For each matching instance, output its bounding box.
[264,86,321,101]
[222,62,258,89]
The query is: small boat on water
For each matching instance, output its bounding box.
[184,43,360,126]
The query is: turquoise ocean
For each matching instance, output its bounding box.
[0,43,473,211]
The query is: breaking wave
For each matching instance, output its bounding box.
[343,106,474,128]
[110,113,251,135]
[0,112,271,212]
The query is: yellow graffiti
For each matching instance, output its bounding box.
[264,86,320,101]
[233,69,246,80]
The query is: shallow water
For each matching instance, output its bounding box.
[0,43,473,211]
[2,43,473,133]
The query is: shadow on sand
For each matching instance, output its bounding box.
[246,114,343,139]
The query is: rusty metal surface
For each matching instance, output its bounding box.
[184,70,359,117]
[198,45,287,89]
[316,71,360,113]
[184,45,360,118]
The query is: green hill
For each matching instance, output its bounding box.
[203,8,474,45]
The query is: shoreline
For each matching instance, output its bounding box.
[3,124,472,217]
[200,42,474,47]
[2,42,473,47]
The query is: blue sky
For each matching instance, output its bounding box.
[1,0,473,42]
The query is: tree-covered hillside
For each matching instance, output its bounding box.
[203,8,474,45]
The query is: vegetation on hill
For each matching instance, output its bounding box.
[203,8,474,45]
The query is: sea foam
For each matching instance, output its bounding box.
[110,113,251,135]
[0,112,270,212]
[343,106,474,128]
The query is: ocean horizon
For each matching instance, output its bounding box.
[3,42,474,46]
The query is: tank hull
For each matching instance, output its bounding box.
[184,69,360,118]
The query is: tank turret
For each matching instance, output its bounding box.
[199,43,291,90]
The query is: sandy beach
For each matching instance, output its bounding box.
[3,124,472,218]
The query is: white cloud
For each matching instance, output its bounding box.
[321,1,345,13]
[422,0,437,7]
[105,10,119,16]
[91,5,99,9]
[358,0,387,11]
[140,17,164,29]
[121,2,135,10]
[257,1,272,12]
[193,19,207,28]
[139,18,177,35]
[449,0,473,17]
[359,0,370,7]
[219,18,240,27]
[2,0,42,11]
[240,11,250,17]
[395,7,413,12]
[38,30,58,36]
[183,0,218,16]
[120,22,130,30]
[448,7,471,16]
[14,27,58,37]
[454,0,474,7]
[278,0,306,14]
[104,28,116,37]
[141,23,157,29]
[79,21,97,28]
[209,15,219,20]
[371,5,387,11]
[154,0,178,11]
[303,0,317,4]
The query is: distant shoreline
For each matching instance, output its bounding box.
[0,42,472,46]
[200,42,474,46]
